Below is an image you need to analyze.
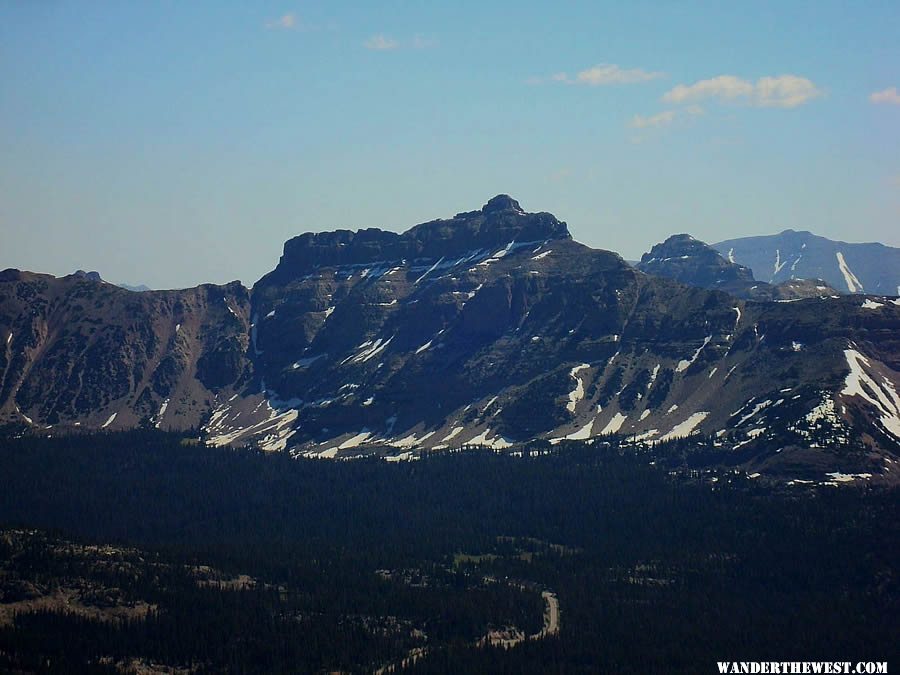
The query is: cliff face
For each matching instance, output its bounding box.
[263,195,571,284]
[0,270,252,430]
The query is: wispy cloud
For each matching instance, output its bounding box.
[265,13,328,32]
[629,106,703,130]
[629,111,677,129]
[363,34,437,51]
[266,13,297,30]
[870,87,900,105]
[529,63,663,86]
[364,34,399,50]
[575,64,664,85]
[662,74,822,109]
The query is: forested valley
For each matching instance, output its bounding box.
[0,431,896,673]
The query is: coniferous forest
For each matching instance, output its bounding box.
[0,430,897,673]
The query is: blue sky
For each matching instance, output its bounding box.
[2,1,898,288]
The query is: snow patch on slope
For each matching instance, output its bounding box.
[16,405,33,425]
[206,401,298,452]
[391,431,436,449]
[601,412,627,435]
[648,364,660,388]
[292,354,326,369]
[344,336,394,364]
[565,419,595,441]
[469,428,515,449]
[660,412,709,441]
[773,249,787,278]
[441,426,465,443]
[339,431,373,450]
[566,364,591,413]
[805,395,838,426]
[414,257,445,284]
[841,349,900,438]
[155,399,169,428]
[835,252,864,293]
[676,336,712,373]
[734,400,772,427]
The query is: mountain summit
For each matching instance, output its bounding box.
[638,234,755,289]
[265,195,570,284]
[481,194,524,213]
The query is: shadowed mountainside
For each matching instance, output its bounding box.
[1,197,898,482]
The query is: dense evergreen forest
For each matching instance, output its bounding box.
[0,431,897,673]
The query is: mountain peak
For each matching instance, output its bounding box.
[266,197,570,283]
[73,270,103,283]
[482,194,523,214]
[638,233,755,289]
[640,234,722,263]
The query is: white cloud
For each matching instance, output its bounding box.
[364,34,399,50]
[629,111,677,129]
[574,63,664,85]
[530,63,663,86]
[663,74,821,108]
[628,106,702,130]
[664,75,752,103]
[870,87,900,105]
[266,13,296,30]
[754,75,822,108]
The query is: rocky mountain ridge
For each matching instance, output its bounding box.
[0,269,251,431]
[262,195,569,284]
[1,197,898,483]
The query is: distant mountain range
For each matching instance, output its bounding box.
[1,197,898,484]
[72,269,151,292]
[635,234,839,301]
[713,230,900,295]
[118,282,152,292]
